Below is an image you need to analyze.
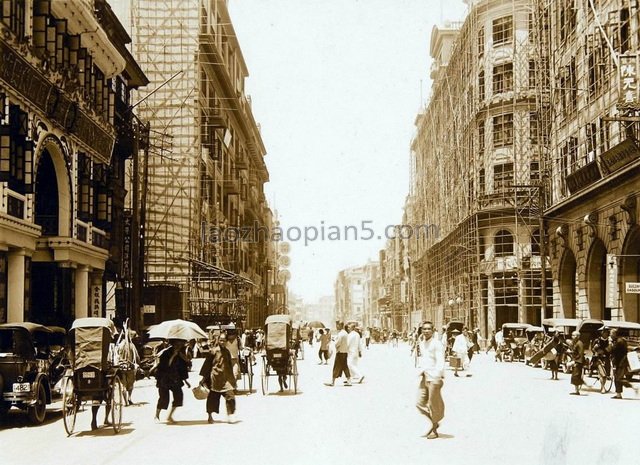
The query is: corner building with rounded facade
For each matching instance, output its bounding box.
[408,0,552,335]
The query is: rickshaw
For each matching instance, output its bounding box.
[261,315,298,395]
[500,323,531,362]
[61,317,125,435]
[523,326,544,366]
[576,320,615,392]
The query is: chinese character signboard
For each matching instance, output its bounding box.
[619,54,640,107]
[92,285,102,317]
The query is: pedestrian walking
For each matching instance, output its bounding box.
[494,328,504,361]
[153,339,190,423]
[255,329,264,352]
[546,329,566,380]
[416,321,445,439]
[472,328,480,354]
[610,329,629,400]
[364,327,371,349]
[225,330,242,383]
[307,327,314,346]
[452,329,472,377]
[347,323,364,383]
[486,330,496,354]
[324,321,351,386]
[568,331,584,395]
[591,327,611,393]
[199,333,237,423]
[318,329,330,364]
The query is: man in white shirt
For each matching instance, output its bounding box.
[347,323,364,383]
[452,329,472,377]
[416,321,445,439]
[324,322,352,387]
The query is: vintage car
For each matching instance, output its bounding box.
[0,322,66,424]
[500,323,531,362]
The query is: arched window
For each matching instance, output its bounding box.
[495,229,514,257]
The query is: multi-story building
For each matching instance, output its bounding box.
[379,231,409,331]
[0,0,147,326]
[335,265,367,324]
[129,0,272,327]
[542,1,640,322]
[303,295,335,328]
[409,1,552,336]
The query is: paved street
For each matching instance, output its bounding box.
[1,342,638,465]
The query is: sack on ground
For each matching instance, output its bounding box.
[192,384,210,400]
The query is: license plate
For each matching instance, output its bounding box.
[82,372,96,379]
[272,353,282,358]
[12,383,30,392]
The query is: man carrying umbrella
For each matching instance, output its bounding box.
[153,339,190,423]
[150,320,206,422]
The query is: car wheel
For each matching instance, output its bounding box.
[28,382,47,424]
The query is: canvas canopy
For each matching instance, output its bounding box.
[265,315,292,351]
[73,326,112,371]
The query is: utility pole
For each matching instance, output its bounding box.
[539,183,547,325]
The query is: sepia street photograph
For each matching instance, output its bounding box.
[0,1,639,464]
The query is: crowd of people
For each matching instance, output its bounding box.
[88,318,637,439]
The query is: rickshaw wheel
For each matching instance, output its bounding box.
[290,356,298,394]
[62,377,77,436]
[28,381,47,424]
[110,375,124,433]
[261,357,268,395]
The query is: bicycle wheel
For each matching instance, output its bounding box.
[62,377,77,436]
[110,375,124,433]
[605,366,614,393]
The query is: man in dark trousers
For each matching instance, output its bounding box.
[610,328,629,400]
[154,339,190,423]
[324,321,351,386]
[199,333,237,423]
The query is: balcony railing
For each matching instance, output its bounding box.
[6,191,25,220]
[76,219,108,250]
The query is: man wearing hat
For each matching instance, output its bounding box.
[452,328,472,377]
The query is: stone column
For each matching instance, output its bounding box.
[74,265,89,319]
[487,276,496,332]
[7,249,26,322]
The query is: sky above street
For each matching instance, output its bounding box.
[112,0,469,303]
[228,0,468,302]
